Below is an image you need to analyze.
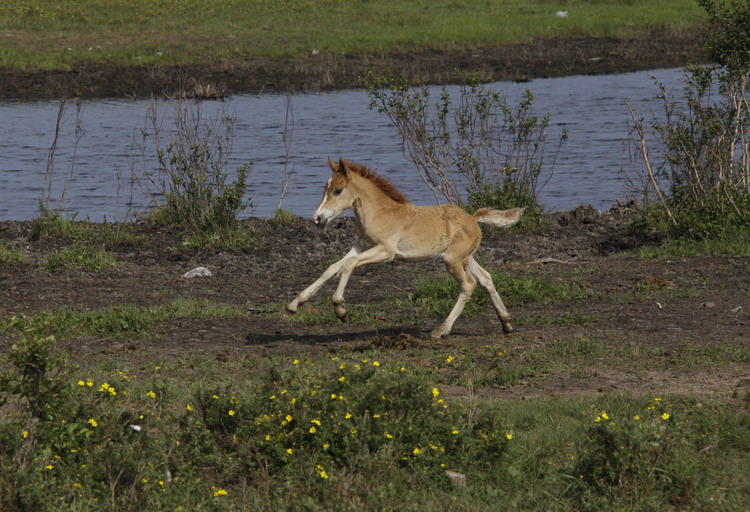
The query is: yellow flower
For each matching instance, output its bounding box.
[87,418,98,427]
[339,363,346,370]
[309,426,317,433]
[228,410,236,416]
[323,443,330,449]
[373,414,380,419]
[22,430,28,439]
[385,433,393,439]
[286,414,293,422]
[338,376,346,382]
[373,361,381,367]
[661,413,670,420]
[432,388,440,398]
[331,393,338,399]
[633,415,641,420]
[506,433,513,440]
[345,413,352,419]
[412,447,422,455]
[286,448,293,454]
[293,359,300,365]
[146,391,156,398]
[86,379,94,387]
[264,434,271,441]
[350,428,358,435]
[77,380,85,386]
[186,405,194,411]
[311,419,321,425]
[451,429,459,435]
[46,464,54,470]
[213,489,227,497]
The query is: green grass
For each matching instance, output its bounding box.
[42,243,118,272]
[1,332,748,511]
[0,0,707,70]
[0,242,26,266]
[32,210,147,248]
[2,299,245,339]
[402,270,589,318]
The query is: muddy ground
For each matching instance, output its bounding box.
[1,203,748,401]
[0,29,707,99]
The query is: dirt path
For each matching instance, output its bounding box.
[1,206,748,401]
[0,30,706,99]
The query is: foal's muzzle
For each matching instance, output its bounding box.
[314,215,328,228]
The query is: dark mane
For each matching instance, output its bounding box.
[347,161,411,204]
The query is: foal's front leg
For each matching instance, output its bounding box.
[331,244,392,322]
[285,246,360,316]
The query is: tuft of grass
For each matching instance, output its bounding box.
[2,299,245,339]
[635,228,750,258]
[0,241,26,266]
[272,209,299,224]
[402,271,589,318]
[32,210,147,248]
[42,244,118,272]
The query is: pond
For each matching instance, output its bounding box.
[0,68,683,221]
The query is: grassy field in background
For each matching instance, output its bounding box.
[0,0,707,70]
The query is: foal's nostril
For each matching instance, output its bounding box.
[314,216,321,225]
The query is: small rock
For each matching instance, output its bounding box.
[700,301,716,308]
[445,470,467,487]
[182,266,213,278]
[730,306,743,313]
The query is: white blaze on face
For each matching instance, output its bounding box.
[314,176,335,226]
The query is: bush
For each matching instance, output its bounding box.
[141,100,254,250]
[367,73,565,219]
[627,0,750,246]
[568,398,709,510]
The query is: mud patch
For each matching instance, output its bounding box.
[0,30,706,100]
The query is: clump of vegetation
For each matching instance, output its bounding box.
[627,0,750,253]
[140,101,255,251]
[0,241,25,266]
[2,299,244,340]
[568,398,714,510]
[367,73,566,222]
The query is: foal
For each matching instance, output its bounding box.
[285,157,523,339]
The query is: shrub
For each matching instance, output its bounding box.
[141,100,254,250]
[367,73,565,219]
[568,398,708,510]
[627,0,750,246]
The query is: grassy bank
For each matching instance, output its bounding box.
[1,329,748,511]
[0,0,707,70]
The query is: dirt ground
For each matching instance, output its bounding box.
[0,29,706,99]
[1,203,748,401]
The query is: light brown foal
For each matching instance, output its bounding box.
[285,157,523,339]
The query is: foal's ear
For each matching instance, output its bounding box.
[328,157,340,173]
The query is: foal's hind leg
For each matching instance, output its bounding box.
[430,259,477,340]
[468,257,513,333]
[285,247,360,316]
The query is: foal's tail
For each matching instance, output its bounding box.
[473,207,525,228]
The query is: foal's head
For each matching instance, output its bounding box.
[313,157,409,227]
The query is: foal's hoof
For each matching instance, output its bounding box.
[501,321,514,334]
[284,305,297,317]
[428,329,446,340]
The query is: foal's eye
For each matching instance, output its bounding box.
[333,188,343,196]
